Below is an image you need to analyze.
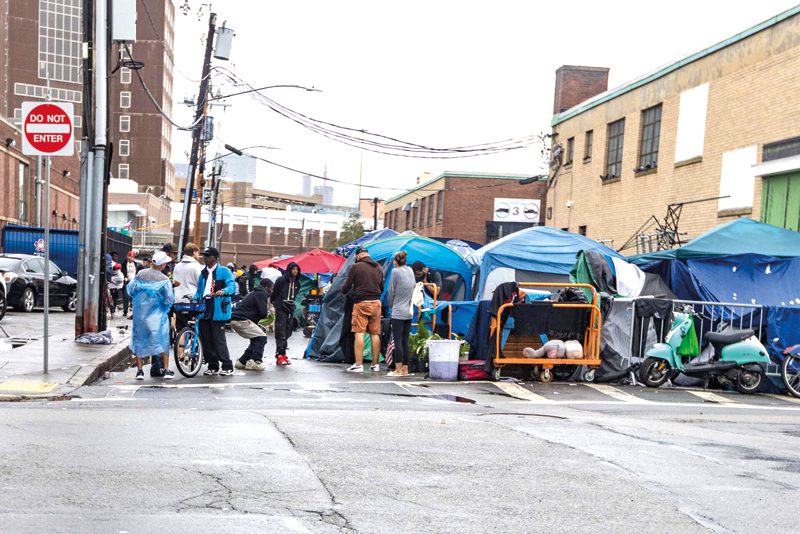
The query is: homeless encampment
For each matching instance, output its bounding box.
[308,235,472,363]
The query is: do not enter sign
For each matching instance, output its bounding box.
[21,101,75,156]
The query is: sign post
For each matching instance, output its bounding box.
[21,101,75,374]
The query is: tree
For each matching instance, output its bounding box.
[329,212,365,249]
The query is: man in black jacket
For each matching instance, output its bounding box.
[231,279,274,370]
[270,261,301,365]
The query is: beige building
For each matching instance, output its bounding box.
[548,6,800,254]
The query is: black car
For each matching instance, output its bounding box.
[0,254,77,312]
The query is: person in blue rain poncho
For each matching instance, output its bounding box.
[127,250,176,380]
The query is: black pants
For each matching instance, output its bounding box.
[274,307,294,356]
[121,283,131,315]
[391,319,412,366]
[199,320,232,371]
[239,336,268,364]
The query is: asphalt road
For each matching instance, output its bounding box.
[2,329,800,533]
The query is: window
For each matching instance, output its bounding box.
[565,137,574,165]
[605,119,625,179]
[118,139,130,157]
[578,225,587,236]
[405,208,411,230]
[763,136,800,162]
[419,197,426,227]
[638,104,662,170]
[411,202,418,228]
[38,0,83,84]
[120,67,131,84]
[118,163,129,180]
[24,258,44,274]
[675,83,709,162]
[436,191,443,222]
[119,115,130,132]
[427,194,434,226]
[584,130,593,162]
[120,91,131,108]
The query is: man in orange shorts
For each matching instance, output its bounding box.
[342,247,385,372]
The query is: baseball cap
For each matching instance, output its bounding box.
[200,246,220,258]
[127,250,136,258]
[152,251,173,266]
[162,243,176,253]
[355,246,369,256]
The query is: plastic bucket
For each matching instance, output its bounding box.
[427,340,461,381]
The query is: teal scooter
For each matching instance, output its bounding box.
[639,305,770,394]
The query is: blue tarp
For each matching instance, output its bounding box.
[630,219,800,263]
[334,228,399,257]
[467,226,624,298]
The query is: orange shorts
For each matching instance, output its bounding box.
[351,300,382,334]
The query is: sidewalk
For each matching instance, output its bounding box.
[0,315,132,401]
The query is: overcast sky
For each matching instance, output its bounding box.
[169,0,799,206]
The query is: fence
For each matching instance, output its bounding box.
[622,297,776,376]
[0,224,132,277]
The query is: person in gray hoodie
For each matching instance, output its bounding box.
[385,251,416,377]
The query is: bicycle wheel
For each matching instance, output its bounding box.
[782,353,800,399]
[174,327,203,378]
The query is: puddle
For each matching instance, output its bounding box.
[429,394,476,404]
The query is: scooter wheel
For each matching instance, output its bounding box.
[640,357,671,388]
[736,366,764,394]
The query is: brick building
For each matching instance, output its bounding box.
[2,0,85,227]
[548,6,800,254]
[383,171,548,245]
[110,0,176,200]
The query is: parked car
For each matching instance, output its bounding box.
[0,254,77,312]
[0,276,7,321]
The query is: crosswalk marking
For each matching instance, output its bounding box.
[687,390,737,404]
[584,383,653,404]
[493,382,555,403]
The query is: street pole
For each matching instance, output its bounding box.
[76,141,91,334]
[86,0,108,333]
[192,153,206,245]
[178,12,216,259]
[372,197,379,230]
[206,161,220,247]
[43,156,51,373]
[35,156,42,226]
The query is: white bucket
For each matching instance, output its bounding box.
[427,339,461,381]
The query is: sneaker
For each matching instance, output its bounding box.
[276,355,290,366]
[135,369,144,380]
[203,368,219,376]
[370,364,380,372]
[386,370,401,377]
[162,369,175,380]
[235,360,247,370]
[346,363,364,373]
[219,369,234,376]
[245,359,264,371]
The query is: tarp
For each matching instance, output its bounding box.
[334,228,399,257]
[257,249,346,274]
[630,219,800,263]
[468,226,624,299]
[309,235,472,362]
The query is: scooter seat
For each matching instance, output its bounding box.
[705,329,754,345]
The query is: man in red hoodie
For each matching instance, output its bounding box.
[342,247,384,373]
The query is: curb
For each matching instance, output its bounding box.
[64,341,133,390]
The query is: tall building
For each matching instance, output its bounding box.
[1,0,86,228]
[109,0,176,200]
[548,6,800,253]
[313,184,333,206]
[302,174,312,196]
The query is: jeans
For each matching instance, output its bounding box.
[391,318,412,366]
[198,320,232,371]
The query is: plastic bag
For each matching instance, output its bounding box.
[128,278,173,357]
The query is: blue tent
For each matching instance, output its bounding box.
[334,228,399,257]
[630,219,800,263]
[309,235,472,362]
[467,226,624,299]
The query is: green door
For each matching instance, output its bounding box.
[761,172,800,231]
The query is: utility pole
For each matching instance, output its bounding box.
[372,197,380,230]
[178,12,216,258]
[206,161,221,247]
[193,153,206,246]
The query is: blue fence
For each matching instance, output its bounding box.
[1,225,132,277]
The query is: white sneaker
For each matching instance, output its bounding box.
[370,364,380,371]
[346,363,364,373]
[245,360,264,371]
[234,360,247,370]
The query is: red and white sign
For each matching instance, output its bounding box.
[21,102,74,156]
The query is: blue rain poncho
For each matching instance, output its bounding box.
[127,273,174,357]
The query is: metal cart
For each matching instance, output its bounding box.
[492,282,602,383]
